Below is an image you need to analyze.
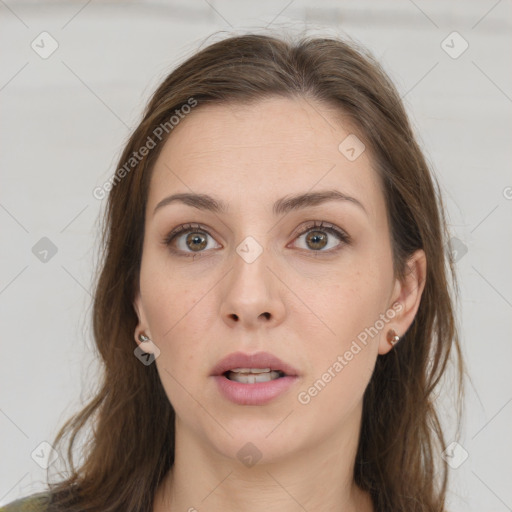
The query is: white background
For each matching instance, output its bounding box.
[1,0,511,510]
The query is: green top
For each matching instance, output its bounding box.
[0,492,52,512]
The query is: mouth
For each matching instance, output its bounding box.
[211,351,299,380]
[210,351,299,405]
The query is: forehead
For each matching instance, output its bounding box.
[148,96,384,222]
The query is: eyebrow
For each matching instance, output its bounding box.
[152,189,368,217]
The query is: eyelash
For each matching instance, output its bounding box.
[162,221,351,258]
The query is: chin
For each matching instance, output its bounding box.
[204,417,308,465]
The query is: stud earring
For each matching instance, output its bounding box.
[138,332,151,342]
[387,329,400,347]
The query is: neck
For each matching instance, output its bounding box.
[154,413,373,512]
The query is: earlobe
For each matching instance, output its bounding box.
[133,292,155,352]
[386,329,400,347]
[378,249,427,355]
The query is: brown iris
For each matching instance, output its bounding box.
[186,232,207,251]
[306,230,328,250]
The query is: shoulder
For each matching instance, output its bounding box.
[0,491,52,512]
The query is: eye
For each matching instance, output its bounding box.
[290,221,351,253]
[162,223,221,257]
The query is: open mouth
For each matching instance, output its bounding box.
[223,368,286,384]
[213,357,298,405]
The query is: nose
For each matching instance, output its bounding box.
[220,247,286,330]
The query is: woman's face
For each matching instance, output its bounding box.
[133,96,424,464]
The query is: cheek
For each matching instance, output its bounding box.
[140,250,207,334]
[295,277,381,414]
[138,258,215,400]
[145,279,212,415]
[296,264,382,341]
[293,264,386,390]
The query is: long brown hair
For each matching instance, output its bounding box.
[44,32,465,512]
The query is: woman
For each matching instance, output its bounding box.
[1,32,464,512]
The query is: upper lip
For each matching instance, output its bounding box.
[211,351,299,377]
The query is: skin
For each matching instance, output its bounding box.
[133,96,426,512]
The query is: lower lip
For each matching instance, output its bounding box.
[212,374,298,405]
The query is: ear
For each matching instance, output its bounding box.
[378,249,427,355]
[133,290,157,354]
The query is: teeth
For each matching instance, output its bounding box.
[227,370,283,383]
[229,368,272,374]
